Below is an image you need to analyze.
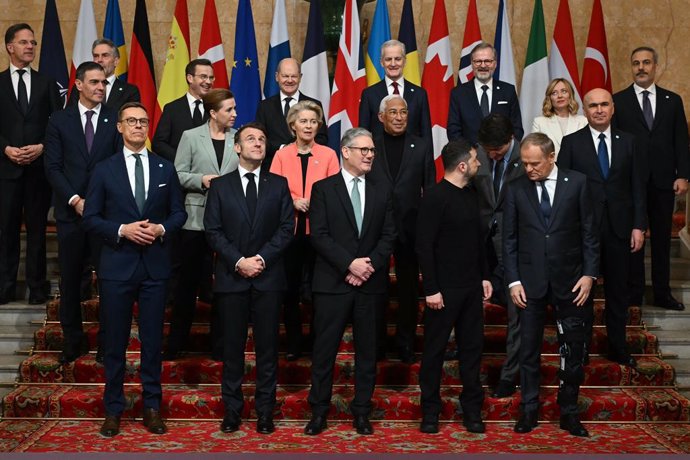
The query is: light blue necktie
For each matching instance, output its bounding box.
[350,177,362,235]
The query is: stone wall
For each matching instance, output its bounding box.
[1,0,689,115]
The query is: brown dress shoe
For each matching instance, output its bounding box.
[143,408,167,434]
[100,415,121,437]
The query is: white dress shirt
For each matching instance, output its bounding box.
[238,164,261,196]
[634,83,656,117]
[105,74,117,102]
[474,78,493,108]
[186,92,204,118]
[10,63,31,101]
[385,76,405,96]
[589,125,612,167]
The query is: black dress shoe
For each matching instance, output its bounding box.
[28,291,47,305]
[609,353,637,369]
[220,413,241,433]
[162,350,179,361]
[463,415,485,433]
[353,414,373,435]
[397,346,417,364]
[59,341,89,364]
[285,351,301,361]
[560,414,589,437]
[491,379,516,398]
[143,408,167,434]
[654,295,685,311]
[304,415,327,435]
[419,414,439,433]
[514,410,538,433]
[444,349,459,361]
[256,415,275,434]
[100,414,121,437]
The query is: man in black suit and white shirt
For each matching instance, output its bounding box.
[45,61,122,364]
[559,88,647,369]
[304,127,397,436]
[358,40,431,140]
[67,38,140,111]
[504,133,599,437]
[0,23,62,305]
[203,122,294,435]
[152,58,213,163]
[369,94,435,363]
[613,46,689,311]
[447,42,523,145]
[254,58,328,168]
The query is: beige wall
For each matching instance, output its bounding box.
[1,0,689,115]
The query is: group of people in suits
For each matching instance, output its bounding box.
[3,18,689,440]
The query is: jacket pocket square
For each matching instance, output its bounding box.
[497,100,508,105]
[158,183,167,187]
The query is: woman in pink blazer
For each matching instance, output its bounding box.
[270,100,340,360]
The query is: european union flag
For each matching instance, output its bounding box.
[230,0,262,126]
[39,0,69,107]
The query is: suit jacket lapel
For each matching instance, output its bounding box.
[89,109,113,164]
[360,179,376,238]
[609,131,623,176]
[464,83,481,116]
[335,174,359,236]
[395,136,416,183]
[524,179,547,228]
[219,129,237,174]
[252,171,272,227]
[199,125,221,175]
[113,153,139,213]
[230,171,251,224]
[66,107,91,162]
[549,171,570,226]
[1,71,22,114]
[143,151,163,214]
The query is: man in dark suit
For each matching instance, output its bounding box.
[44,61,122,364]
[254,57,328,168]
[369,94,435,362]
[475,113,524,398]
[304,127,397,436]
[82,102,186,437]
[613,46,689,311]
[0,23,62,305]
[504,133,599,437]
[67,38,140,111]
[358,40,431,140]
[152,58,213,162]
[416,139,492,435]
[204,123,293,435]
[559,88,647,369]
[447,42,523,145]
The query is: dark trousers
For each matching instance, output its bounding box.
[599,216,632,358]
[100,260,166,416]
[419,286,484,417]
[308,291,381,417]
[217,289,282,418]
[283,233,314,352]
[167,229,220,356]
[391,242,421,351]
[629,185,676,302]
[0,168,51,299]
[56,220,103,351]
[519,287,591,415]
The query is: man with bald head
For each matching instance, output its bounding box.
[558,88,647,369]
[255,57,328,168]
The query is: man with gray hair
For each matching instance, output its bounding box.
[359,39,431,139]
[369,94,435,363]
[304,127,397,436]
[68,38,140,110]
[447,42,522,144]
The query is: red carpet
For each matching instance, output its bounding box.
[1,419,689,453]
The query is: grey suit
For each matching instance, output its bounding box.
[474,140,523,385]
[167,123,239,357]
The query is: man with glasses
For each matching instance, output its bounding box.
[68,38,140,110]
[304,127,397,436]
[82,102,186,437]
[447,42,523,145]
[45,61,122,364]
[255,58,328,168]
[0,23,62,305]
[369,94,435,363]
[152,58,214,162]
[359,40,431,140]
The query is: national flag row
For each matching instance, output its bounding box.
[38,0,613,150]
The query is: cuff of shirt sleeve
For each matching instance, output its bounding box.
[508,281,522,288]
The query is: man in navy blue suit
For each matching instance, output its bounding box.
[45,61,122,364]
[358,40,431,140]
[203,122,294,435]
[447,42,523,145]
[82,102,186,438]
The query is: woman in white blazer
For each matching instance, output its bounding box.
[167,88,239,361]
[531,78,587,157]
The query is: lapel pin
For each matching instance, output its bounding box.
[119,87,123,91]
[666,95,670,99]
[410,143,415,148]
[564,177,569,182]
[314,160,319,165]
[615,135,620,139]
[410,88,414,92]
[103,118,108,123]
[496,85,500,90]
[513,162,519,168]
[159,163,163,168]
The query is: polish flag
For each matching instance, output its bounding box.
[199,0,229,89]
[421,0,455,180]
[581,0,612,95]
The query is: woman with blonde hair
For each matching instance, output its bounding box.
[531,78,587,156]
[270,100,340,360]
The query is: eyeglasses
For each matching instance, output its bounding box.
[348,146,376,156]
[472,59,495,66]
[194,74,216,82]
[385,109,409,117]
[120,117,150,127]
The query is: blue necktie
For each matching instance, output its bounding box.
[597,133,609,179]
[539,180,551,226]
